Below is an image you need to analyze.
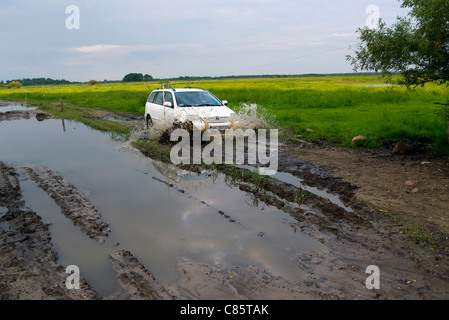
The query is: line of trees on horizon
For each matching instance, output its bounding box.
[1,72,382,87]
[0,78,80,87]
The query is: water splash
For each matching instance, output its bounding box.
[230,103,278,130]
[125,120,174,144]
[127,103,278,148]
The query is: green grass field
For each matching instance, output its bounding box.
[1,74,448,154]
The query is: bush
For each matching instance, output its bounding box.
[8,81,22,89]
[88,80,99,85]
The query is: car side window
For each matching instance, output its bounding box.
[148,92,157,103]
[153,92,163,105]
[164,92,174,107]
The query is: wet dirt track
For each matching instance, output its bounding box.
[1,102,449,300]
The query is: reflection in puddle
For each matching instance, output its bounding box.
[0,101,37,112]
[0,112,325,296]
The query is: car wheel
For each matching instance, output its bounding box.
[146,114,153,129]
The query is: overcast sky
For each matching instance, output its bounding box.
[0,0,408,82]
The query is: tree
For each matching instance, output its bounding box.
[143,74,153,81]
[347,0,449,145]
[122,73,144,82]
[7,81,22,89]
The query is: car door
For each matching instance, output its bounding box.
[147,91,175,124]
[149,91,165,123]
[162,91,175,122]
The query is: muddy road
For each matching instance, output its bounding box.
[1,101,449,300]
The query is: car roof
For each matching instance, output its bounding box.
[154,87,206,92]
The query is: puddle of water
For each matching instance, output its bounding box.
[238,164,353,212]
[273,171,354,212]
[0,102,37,112]
[144,164,319,282]
[0,117,325,296]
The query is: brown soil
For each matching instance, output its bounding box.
[280,140,449,241]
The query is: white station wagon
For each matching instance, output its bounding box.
[145,87,237,130]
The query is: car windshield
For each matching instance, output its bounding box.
[175,91,223,107]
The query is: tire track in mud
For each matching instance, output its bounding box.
[0,160,170,300]
[0,161,101,299]
[20,163,111,243]
[108,250,175,300]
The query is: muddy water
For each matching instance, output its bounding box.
[272,171,354,212]
[0,110,325,296]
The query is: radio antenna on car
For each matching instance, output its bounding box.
[162,83,166,121]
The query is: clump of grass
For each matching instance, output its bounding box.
[401,224,439,246]
[293,188,306,205]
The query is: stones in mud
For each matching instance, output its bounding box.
[404,180,419,193]
[392,140,407,155]
[351,135,367,146]
[404,180,418,187]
